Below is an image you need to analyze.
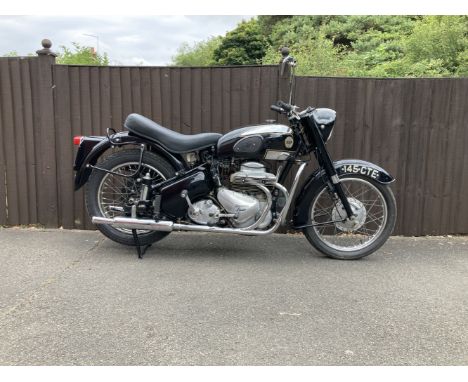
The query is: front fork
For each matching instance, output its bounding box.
[315,144,354,219]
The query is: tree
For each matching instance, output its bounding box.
[2,51,19,57]
[171,36,222,66]
[257,15,293,38]
[263,33,348,76]
[403,16,468,74]
[3,43,110,65]
[56,42,109,66]
[345,16,468,77]
[265,15,335,49]
[213,19,268,65]
[456,49,468,76]
[2,51,34,57]
[172,15,468,77]
[265,15,468,77]
[320,15,416,51]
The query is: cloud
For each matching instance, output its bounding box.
[115,35,143,44]
[0,15,251,65]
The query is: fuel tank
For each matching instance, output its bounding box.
[217,124,296,160]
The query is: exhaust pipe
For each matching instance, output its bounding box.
[92,216,275,236]
[92,216,173,232]
[91,181,290,237]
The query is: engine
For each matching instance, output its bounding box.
[222,162,276,228]
[188,161,277,229]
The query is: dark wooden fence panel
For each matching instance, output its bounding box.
[294,76,468,235]
[1,54,467,236]
[33,54,58,227]
[0,57,42,226]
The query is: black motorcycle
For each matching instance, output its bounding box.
[73,52,396,259]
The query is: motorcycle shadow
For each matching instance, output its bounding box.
[97,232,334,263]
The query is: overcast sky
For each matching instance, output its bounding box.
[0,15,251,65]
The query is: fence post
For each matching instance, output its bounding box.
[34,39,58,227]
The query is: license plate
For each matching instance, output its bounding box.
[340,164,380,179]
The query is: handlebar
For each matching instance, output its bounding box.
[277,100,292,112]
[270,104,285,113]
[270,101,315,121]
[270,100,293,114]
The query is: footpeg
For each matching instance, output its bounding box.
[108,206,125,212]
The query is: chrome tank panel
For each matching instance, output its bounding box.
[217,124,295,159]
[239,124,292,136]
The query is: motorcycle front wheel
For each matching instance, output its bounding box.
[303,174,396,260]
[85,149,176,246]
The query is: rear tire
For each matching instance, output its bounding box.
[85,149,176,246]
[303,174,396,260]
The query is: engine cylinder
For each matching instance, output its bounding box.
[230,161,277,185]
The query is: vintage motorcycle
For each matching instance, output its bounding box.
[73,51,396,259]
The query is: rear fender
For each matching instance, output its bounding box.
[293,159,394,227]
[74,132,185,191]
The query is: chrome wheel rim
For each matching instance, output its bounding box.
[310,178,388,252]
[97,161,166,234]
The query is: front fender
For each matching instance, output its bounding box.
[74,132,185,191]
[293,159,394,227]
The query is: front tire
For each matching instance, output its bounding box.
[303,174,396,260]
[85,149,177,246]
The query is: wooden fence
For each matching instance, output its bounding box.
[1,42,467,235]
[0,54,56,228]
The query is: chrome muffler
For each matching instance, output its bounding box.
[92,216,173,231]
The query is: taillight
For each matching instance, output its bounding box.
[73,136,84,145]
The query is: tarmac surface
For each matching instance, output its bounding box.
[0,228,467,365]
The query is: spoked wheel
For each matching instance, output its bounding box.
[86,149,176,246]
[303,174,396,259]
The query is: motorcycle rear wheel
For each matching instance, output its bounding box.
[303,174,396,260]
[85,149,176,246]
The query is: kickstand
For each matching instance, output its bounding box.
[132,229,151,259]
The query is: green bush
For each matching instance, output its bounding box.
[172,15,468,78]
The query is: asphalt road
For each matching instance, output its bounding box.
[0,228,467,365]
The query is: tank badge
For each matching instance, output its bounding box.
[285,136,294,149]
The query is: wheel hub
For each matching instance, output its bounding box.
[332,197,367,232]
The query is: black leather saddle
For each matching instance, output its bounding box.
[124,113,222,153]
